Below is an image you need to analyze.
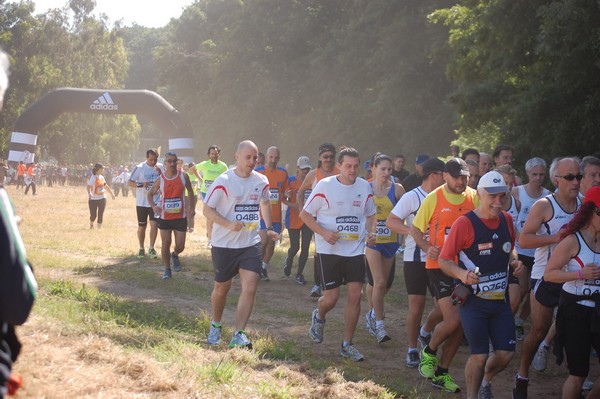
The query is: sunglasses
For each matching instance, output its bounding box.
[556,174,583,181]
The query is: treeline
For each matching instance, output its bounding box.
[1,0,599,166]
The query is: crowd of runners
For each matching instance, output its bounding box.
[115,138,600,399]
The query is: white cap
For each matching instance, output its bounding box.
[297,156,311,169]
[477,171,509,194]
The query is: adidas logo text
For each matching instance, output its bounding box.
[90,92,118,110]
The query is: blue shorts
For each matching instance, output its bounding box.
[366,242,400,259]
[460,295,516,354]
[259,220,282,233]
[201,192,207,200]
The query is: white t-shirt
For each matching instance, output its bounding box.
[390,186,428,262]
[303,175,375,256]
[129,161,163,207]
[204,169,270,248]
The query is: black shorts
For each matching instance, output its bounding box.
[533,278,562,308]
[317,253,366,290]
[157,218,187,232]
[520,254,535,270]
[211,243,262,283]
[365,257,396,288]
[404,261,433,296]
[136,206,157,226]
[426,268,456,300]
[558,301,600,377]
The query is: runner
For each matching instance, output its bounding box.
[493,143,523,185]
[439,171,524,399]
[363,154,405,344]
[23,163,36,195]
[204,140,278,349]
[147,152,195,280]
[411,157,478,393]
[402,154,430,192]
[128,149,162,259]
[392,154,410,183]
[513,157,582,399]
[184,162,199,232]
[386,158,445,367]
[87,163,115,229]
[543,185,600,399]
[302,146,376,361]
[297,143,339,297]
[254,146,288,281]
[511,157,550,340]
[16,161,25,190]
[192,145,228,245]
[283,156,313,284]
[479,152,493,177]
[580,156,600,197]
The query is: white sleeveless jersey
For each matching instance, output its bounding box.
[204,169,270,248]
[562,231,600,307]
[531,194,581,279]
[390,186,428,262]
[506,195,519,230]
[515,185,550,257]
[303,175,375,256]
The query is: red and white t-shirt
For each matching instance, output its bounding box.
[204,169,270,248]
[303,175,375,256]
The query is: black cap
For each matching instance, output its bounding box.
[318,143,336,155]
[422,158,445,178]
[444,158,470,178]
[415,154,430,165]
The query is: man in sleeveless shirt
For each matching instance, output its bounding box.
[148,152,195,280]
[439,171,524,399]
[513,157,582,399]
[410,158,479,393]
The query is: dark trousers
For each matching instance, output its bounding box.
[89,198,107,224]
[286,224,313,277]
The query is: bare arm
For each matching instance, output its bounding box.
[544,235,600,283]
[184,174,196,215]
[410,224,439,260]
[147,179,161,214]
[297,170,316,209]
[438,257,478,285]
[386,213,410,235]
[519,198,560,249]
[203,204,243,231]
[300,209,339,245]
[260,198,280,240]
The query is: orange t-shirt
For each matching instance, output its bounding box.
[255,165,289,223]
[17,164,26,176]
[286,176,304,229]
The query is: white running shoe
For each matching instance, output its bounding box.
[532,342,549,372]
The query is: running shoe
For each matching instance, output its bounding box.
[583,377,594,391]
[283,257,291,277]
[364,312,376,336]
[171,252,181,272]
[148,248,158,259]
[418,329,431,350]
[431,372,460,393]
[137,248,145,258]
[161,268,172,280]
[295,275,306,285]
[406,351,420,368]
[309,309,324,343]
[260,267,270,281]
[515,325,525,341]
[310,284,322,298]
[340,343,364,362]
[512,376,528,399]
[207,324,221,345]
[375,325,391,343]
[478,383,494,399]
[418,348,438,379]
[229,330,252,349]
[532,342,549,372]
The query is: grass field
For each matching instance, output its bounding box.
[7,184,583,398]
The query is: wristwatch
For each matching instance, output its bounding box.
[266,226,275,231]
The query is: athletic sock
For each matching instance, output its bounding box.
[211,321,222,328]
[481,378,490,387]
[408,347,418,353]
[435,366,448,377]
[424,345,437,356]
[420,326,431,337]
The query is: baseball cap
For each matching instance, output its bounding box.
[415,154,430,165]
[445,158,470,178]
[421,158,445,178]
[584,185,600,208]
[477,171,509,194]
[318,143,336,155]
[297,156,311,169]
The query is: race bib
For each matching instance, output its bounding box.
[580,279,600,296]
[304,189,312,202]
[476,271,507,300]
[375,220,392,242]
[336,216,360,241]
[269,188,279,205]
[234,204,260,228]
[164,198,182,213]
[204,180,214,190]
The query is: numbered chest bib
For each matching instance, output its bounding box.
[375,220,393,243]
[204,179,214,190]
[475,271,508,300]
[269,188,280,205]
[235,204,260,230]
[336,216,360,241]
[164,197,183,213]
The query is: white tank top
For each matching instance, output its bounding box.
[562,231,600,307]
[531,194,581,279]
[506,195,519,230]
[515,185,550,257]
